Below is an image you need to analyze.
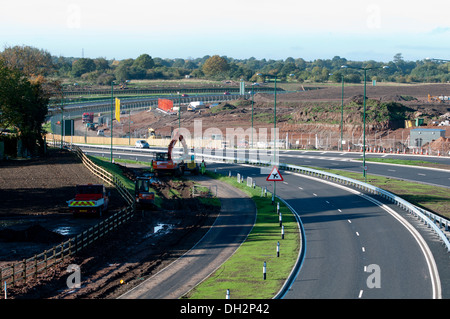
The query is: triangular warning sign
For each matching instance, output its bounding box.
[266,166,284,181]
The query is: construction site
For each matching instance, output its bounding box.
[52,83,450,156]
[1,82,450,299]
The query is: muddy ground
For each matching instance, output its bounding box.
[96,83,450,152]
[0,149,219,299]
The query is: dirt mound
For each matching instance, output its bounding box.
[0,224,66,244]
[429,136,450,154]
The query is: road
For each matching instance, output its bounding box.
[277,150,450,189]
[208,162,442,299]
[78,145,447,298]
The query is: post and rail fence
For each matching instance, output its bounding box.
[0,144,135,290]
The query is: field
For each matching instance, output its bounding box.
[0,149,219,298]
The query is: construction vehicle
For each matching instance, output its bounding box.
[152,134,198,176]
[135,176,156,209]
[67,184,110,217]
[82,112,94,124]
[86,122,97,131]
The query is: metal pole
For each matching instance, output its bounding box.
[110,82,114,163]
[363,69,367,182]
[273,76,277,207]
[251,84,254,148]
[341,75,344,151]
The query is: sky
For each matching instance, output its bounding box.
[1,0,450,62]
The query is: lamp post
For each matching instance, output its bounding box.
[257,73,278,205]
[340,74,344,151]
[110,81,114,163]
[251,83,255,148]
[341,65,388,182]
[256,73,278,162]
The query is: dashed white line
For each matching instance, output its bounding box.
[356,232,360,236]
[347,219,351,223]
[362,247,366,252]
[313,193,318,197]
[298,187,303,190]
[359,290,364,298]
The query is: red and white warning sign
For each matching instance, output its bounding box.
[266,166,284,181]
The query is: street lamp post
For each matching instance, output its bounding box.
[257,73,278,205]
[340,74,344,151]
[110,81,114,163]
[341,65,388,182]
[251,84,254,148]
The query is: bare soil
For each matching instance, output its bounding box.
[0,149,218,299]
[108,83,450,152]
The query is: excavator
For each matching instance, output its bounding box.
[152,134,199,176]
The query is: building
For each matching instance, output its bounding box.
[410,128,446,147]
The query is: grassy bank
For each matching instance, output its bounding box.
[356,157,450,170]
[184,171,300,299]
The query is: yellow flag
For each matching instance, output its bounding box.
[115,98,121,123]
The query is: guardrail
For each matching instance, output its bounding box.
[196,152,450,253]
[0,145,135,291]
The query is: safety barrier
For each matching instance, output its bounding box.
[0,145,135,291]
[198,152,450,253]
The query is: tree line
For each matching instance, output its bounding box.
[2,46,449,87]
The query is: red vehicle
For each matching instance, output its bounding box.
[82,112,94,124]
[67,184,110,217]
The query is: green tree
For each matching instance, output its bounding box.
[132,54,154,70]
[71,58,96,77]
[0,45,54,77]
[202,55,230,77]
[0,61,49,155]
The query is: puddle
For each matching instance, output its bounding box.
[144,223,174,238]
[53,226,75,236]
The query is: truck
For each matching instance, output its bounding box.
[82,112,94,124]
[135,176,156,209]
[187,101,204,111]
[67,184,110,217]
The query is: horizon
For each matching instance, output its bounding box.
[1,1,450,62]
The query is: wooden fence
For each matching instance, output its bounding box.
[0,144,135,291]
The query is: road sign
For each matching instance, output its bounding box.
[266,166,284,181]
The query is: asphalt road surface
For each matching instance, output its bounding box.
[208,162,443,299]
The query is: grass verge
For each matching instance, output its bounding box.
[184,171,300,299]
[355,157,450,170]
